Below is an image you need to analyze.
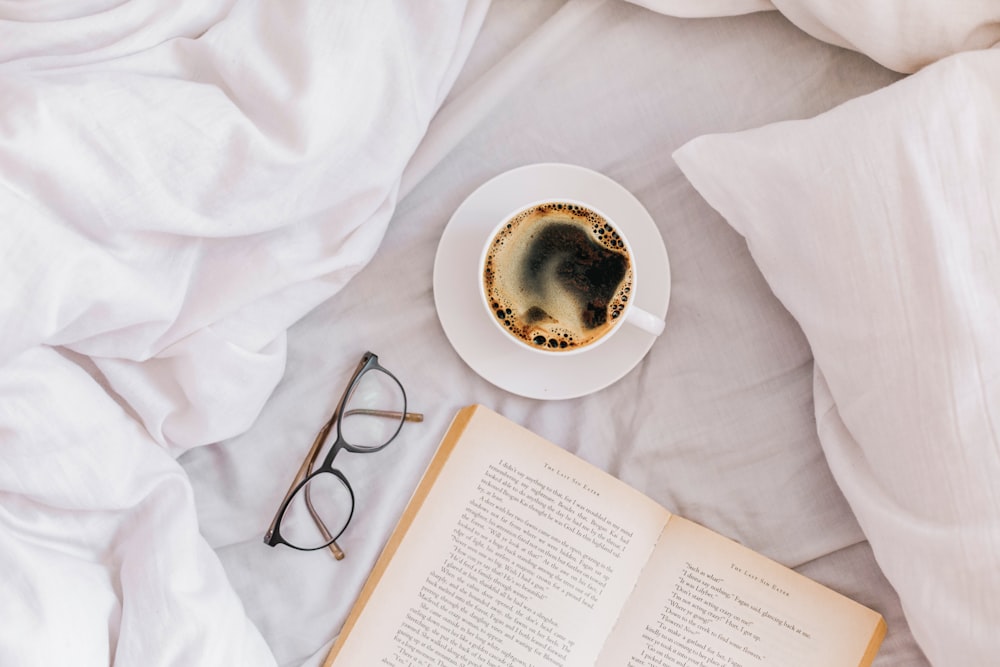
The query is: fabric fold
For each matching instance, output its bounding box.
[0,1,489,664]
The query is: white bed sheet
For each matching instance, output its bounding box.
[0,1,941,665]
[181,2,927,666]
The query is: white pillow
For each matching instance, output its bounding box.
[673,50,1000,666]
[770,0,1000,73]
[629,0,1000,73]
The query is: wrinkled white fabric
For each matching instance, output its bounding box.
[0,1,487,664]
[0,346,271,665]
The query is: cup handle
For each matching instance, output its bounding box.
[624,305,665,337]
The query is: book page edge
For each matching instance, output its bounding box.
[859,616,888,667]
[322,403,481,667]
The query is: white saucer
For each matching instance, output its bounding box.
[433,163,671,400]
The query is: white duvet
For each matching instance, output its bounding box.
[0,1,487,664]
[2,1,997,665]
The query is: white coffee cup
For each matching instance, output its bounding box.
[479,199,664,354]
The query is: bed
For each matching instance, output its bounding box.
[4,1,998,665]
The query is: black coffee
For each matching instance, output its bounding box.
[482,202,632,351]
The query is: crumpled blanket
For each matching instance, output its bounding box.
[0,1,487,664]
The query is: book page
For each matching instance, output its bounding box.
[596,516,886,667]
[328,405,672,666]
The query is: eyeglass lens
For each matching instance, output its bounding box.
[341,367,406,450]
[279,472,353,550]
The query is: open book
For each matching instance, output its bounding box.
[325,405,885,667]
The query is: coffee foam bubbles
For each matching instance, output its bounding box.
[482,202,633,351]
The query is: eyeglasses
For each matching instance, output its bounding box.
[263,351,422,559]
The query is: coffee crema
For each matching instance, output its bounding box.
[482,201,633,351]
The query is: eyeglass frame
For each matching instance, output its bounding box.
[263,351,422,559]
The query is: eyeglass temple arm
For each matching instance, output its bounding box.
[303,482,346,560]
[295,417,346,560]
[263,418,337,550]
[342,408,424,422]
